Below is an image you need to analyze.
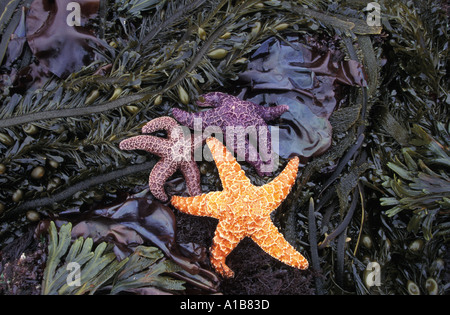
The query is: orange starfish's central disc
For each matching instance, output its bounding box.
[171,137,308,278]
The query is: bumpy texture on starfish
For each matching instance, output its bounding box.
[172,92,289,176]
[119,117,202,202]
[171,137,308,278]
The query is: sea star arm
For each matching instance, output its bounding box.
[255,123,276,175]
[196,92,226,107]
[232,130,271,177]
[251,216,309,270]
[206,137,251,189]
[149,159,178,201]
[142,116,178,134]
[172,108,211,129]
[119,135,169,156]
[258,156,299,213]
[232,122,275,176]
[179,161,202,197]
[255,104,289,121]
[210,219,246,278]
[170,192,222,219]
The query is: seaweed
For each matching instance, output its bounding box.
[380,124,450,240]
[110,245,185,294]
[41,221,186,294]
[42,222,129,295]
[237,35,367,161]
[116,0,165,19]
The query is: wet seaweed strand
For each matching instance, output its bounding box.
[308,197,325,295]
[318,189,359,250]
[3,161,155,219]
[0,93,148,128]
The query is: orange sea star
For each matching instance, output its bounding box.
[171,137,309,278]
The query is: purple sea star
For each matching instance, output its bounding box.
[119,117,202,202]
[172,92,289,176]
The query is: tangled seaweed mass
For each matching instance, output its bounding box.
[0,0,448,295]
